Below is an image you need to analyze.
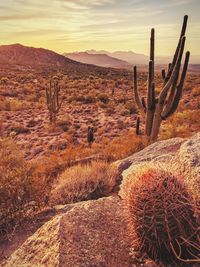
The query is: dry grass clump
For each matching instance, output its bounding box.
[0,98,30,111]
[10,123,30,135]
[33,131,145,181]
[0,138,42,234]
[102,132,145,161]
[124,166,199,266]
[192,87,200,97]
[98,93,110,104]
[57,118,71,132]
[160,109,200,139]
[49,160,118,205]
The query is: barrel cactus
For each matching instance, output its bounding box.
[125,167,199,266]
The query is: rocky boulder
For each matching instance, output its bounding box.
[3,133,200,267]
[118,133,200,200]
[2,197,134,267]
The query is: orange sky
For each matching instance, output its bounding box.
[0,0,200,56]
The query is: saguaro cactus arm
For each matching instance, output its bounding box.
[159,36,186,105]
[161,69,166,80]
[133,15,190,143]
[161,51,190,119]
[164,15,188,83]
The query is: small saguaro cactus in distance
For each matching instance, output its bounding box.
[87,126,95,147]
[133,15,190,143]
[46,78,62,124]
[136,117,140,135]
[111,87,115,96]
[33,79,40,102]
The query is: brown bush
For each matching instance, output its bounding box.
[10,123,30,134]
[98,93,110,104]
[160,109,200,139]
[0,138,43,234]
[102,132,145,161]
[0,98,30,111]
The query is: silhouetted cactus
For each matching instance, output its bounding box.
[35,88,40,102]
[125,167,199,266]
[133,15,190,142]
[87,126,94,147]
[136,117,140,135]
[112,87,115,96]
[46,78,62,124]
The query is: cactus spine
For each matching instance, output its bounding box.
[125,168,199,266]
[46,78,62,124]
[134,15,190,143]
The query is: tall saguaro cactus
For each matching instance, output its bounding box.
[46,78,62,124]
[133,15,190,143]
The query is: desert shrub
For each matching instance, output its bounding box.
[0,98,30,111]
[0,139,42,234]
[57,119,71,132]
[98,93,110,104]
[49,161,118,205]
[98,101,107,109]
[69,94,85,103]
[0,90,18,97]
[125,102,137,114]
[1,77,9,84]
[0,98,11,111]
[124,167,199,266]
[105,107,115,115]
[69,94,96,104]
[10,123,30,135]
[84,94,96,104]
[102,132,145,161]
[160,109,200,139]
[192,87,200,97]
[120,109,129,116]
[117,97,127,104]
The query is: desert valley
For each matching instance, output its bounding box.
[0,2,200,267]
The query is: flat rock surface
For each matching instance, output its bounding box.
[2,197,134,267]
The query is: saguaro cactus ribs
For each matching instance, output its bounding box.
[133,15,190,143]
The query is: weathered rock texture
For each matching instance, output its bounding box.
[2,197,134,267]
[174,132,200,195]
[119,133,200,199]
[3,133,200,267]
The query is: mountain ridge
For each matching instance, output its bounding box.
[63,51,130,68]
[0,44,121,75]
[75,49,200,65]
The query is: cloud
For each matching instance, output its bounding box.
[0,0,199,55]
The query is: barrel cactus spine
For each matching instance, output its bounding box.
[124,167,200,266]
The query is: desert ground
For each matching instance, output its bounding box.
[1,65,199,161]
[0,43,199,266]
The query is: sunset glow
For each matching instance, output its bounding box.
[1,0,200,56]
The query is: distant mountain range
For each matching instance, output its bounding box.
[63,52,129,68]
[85,50,148,65]
[0,44,117,76]
[0,44,112,76]
[64,49,200,68]
[0,44,199,73]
